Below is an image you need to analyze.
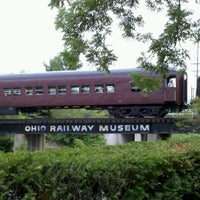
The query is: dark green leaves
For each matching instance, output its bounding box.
[49,0,144,72]
[138,1,195,76]
[48,0,200,75]
[129,72,162,94]
[44,53,82,71]
[1,135,200,199]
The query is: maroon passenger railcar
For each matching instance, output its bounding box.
[0,69,187,117]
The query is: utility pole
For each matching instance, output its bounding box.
[191,40,200,97]
[196,40,200,97]
[197,41,199,80]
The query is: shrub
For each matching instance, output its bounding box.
[0,135,13,152]
[0,134,200,199]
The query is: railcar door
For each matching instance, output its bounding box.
[164,76,177,102]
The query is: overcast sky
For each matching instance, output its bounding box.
[0,0,63,73]
[0,1,199,99]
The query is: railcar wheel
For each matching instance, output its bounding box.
[108,108,120,118]
[108,106,167,118]
[118,108,133,118]
[108,107,133,118]
[158,107,169,117]
[138,108,153,117]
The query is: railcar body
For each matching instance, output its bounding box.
[0,69,187,117]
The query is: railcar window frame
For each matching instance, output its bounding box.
[95,85,104,93]
[106,84,115,93]
[81,85,90,94]
[35,86,44,95]
[58,85,67,94]
[71,85,80,94]
[25,87,34,96]
[13,87,21,96]
[3,88,12,96]
[131,83,141,92]
[48,86,57,95]
[166,77,176,88]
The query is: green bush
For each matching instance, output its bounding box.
[0,135,200,199]
[46,133,106,147]
[0,135,13,152]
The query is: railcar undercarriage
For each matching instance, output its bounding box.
[0,107,18,115]
[107,106,169,118]
[0,105,170,118]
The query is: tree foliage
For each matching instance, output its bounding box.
[46,109,107,147]
[48,0,200,75]
[0,135,13,152]
[129,73,162,94]
[190,96,200,113]
[44,55,66,71]
[138,1,199,77]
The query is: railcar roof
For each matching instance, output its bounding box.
[0,68,177,80]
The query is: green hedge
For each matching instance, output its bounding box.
[0,135,200,199]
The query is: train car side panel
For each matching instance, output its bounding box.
[0,69,187,117]
[0,74,164,108]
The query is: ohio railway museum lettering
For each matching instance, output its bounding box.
[0,118,175,134]
[24,124,150,134]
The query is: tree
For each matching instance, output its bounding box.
[48,0,200,77]
[44,55,66,71]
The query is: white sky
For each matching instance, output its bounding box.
[0,0,63,73]
[0,1,199,100]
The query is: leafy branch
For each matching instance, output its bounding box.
[46,0,200,91]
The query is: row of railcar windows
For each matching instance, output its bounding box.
[2,84,115,96]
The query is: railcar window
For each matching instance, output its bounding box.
[81,85,90,94]
[167,78,176,87]
[131,83,141,92]
[106,84,115,93]
[48,86,56,95]
[13,87,21,96]
[3,88,12,96]
[58,86,67,94]
[25,87,33,95]
[35,86,43,95]
[71,85,79,94]
[95,85,104,93]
